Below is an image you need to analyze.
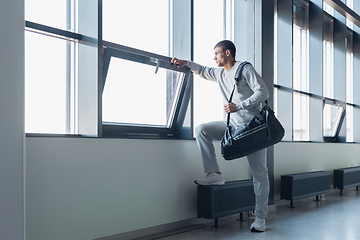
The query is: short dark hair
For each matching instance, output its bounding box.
[214,40,236,58]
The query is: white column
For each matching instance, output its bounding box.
[0,0,25,240]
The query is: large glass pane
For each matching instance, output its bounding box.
[274,88,278,117]
[25,0,72,31]
[293,0,309,92]
[193,0,224,128]
[309,97,323,142]
[353,107,360,142]
[277,90,293,141]
[346,30,354,142]
[25,31,70,134]
[346,105,354,142]
[346,31,353,104]
[103,0,169,56]
[323,102,345,137]
[323,16,334,99]
[102,57,184,126]
[293,93,309,141]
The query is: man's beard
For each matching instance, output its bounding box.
[216,61,224,67]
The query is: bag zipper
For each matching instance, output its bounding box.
[233,124,267,140]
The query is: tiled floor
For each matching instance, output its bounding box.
[141,188,360,240]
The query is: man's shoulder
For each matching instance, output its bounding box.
[235,61,253,69]
[234,61,253,76]
[239,61,255,73]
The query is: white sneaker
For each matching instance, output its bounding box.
[250,218,266,232]
[194,173,225,185]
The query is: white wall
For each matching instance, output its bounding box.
[26,137,251,240]
[274,141,360,199]
[26,137,360,240]
[0,1,25,240]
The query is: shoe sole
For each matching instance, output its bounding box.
[194,180,225,186]
[251,227,265,232]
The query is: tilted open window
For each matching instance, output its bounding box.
[323,99,346,142]
[101,43,192,139]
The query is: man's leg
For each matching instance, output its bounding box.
[195,121,227,173]
[194,121,227,185]
[246,148,269,231]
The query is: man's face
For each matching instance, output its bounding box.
[214,47,228,67]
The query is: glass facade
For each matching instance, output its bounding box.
[274,0,357,142]
[24,0,360,143]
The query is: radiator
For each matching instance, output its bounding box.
[197,180,255,221]
[281,171,331,207]
[334,166,360,194]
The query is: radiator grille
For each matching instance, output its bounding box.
[281,171,331,201]
[334,166,360,189]
[197,180,255,219]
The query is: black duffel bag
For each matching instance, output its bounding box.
[221,62,285,160]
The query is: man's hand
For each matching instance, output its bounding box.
[224,102,238,113]
[171,57,187,68]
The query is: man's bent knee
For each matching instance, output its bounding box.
[195,123,207,139]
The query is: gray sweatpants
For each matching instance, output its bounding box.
[195,120,270,219]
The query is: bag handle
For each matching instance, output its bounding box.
[226,61,250,127]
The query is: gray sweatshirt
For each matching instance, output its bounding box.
[185,61,269,127]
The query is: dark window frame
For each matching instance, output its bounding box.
[101,41,193,139]
[323,98,346,142]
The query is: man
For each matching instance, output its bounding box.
[171,40,270,232]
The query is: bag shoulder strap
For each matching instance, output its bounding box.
[229,61,250,103]
[235,61,251,83]
[227,61,251,126]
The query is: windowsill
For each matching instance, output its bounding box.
[25,133,196,140]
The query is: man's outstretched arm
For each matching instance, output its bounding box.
[171,57,219,82]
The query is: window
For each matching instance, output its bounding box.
[103,58,182,126]
[293,0,309,141]
[25,0,79,134]
[293,93,309,141]
[25,32,74,134]
[193,0,257,130]
[193,0,225,128]
[275,0,355,142]
[103,0,170,56]
[323,101,345,141]
[293,0,309,93]
[321,13,348,143]
[25,1,262,139]
[101,1,192,138]
[323,15,334,99]
[25,0,73,31]
[25,1,99,136]
[346,30,354,142]
[346,105,354,142]
[346,32,354,105]
[101,44,191,138]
